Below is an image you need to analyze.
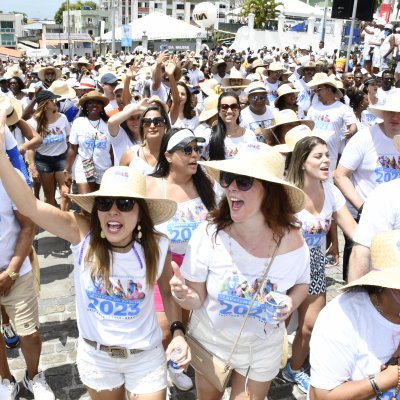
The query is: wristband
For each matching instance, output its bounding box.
[170,321,186,336]
[368,375,383,399]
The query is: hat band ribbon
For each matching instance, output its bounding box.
[80,82,96,88]
[7,109,15,119]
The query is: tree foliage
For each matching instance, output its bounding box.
[241,0,283,29]
[54,1,98,24]
[11,11,28,24]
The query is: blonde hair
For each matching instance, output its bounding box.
[34,100,51,137]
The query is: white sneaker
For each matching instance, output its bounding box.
[0,377,19,400]
[167,367,193,391]
[22,371,55,400]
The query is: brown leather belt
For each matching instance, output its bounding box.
[83,338,144,359]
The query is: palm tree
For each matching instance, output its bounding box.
[241,0,283,29]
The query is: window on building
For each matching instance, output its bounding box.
[176,4,184,9]
[88,17,93,25]
[0,21,14,32]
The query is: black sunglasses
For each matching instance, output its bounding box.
[220,103,240,111]
[176,145,202,155]
[95,197,136,212]
[142,117,165,128]
[219,172,254,191]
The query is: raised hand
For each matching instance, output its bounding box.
[170,261,192,301]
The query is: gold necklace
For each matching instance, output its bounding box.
[226,127,242,138]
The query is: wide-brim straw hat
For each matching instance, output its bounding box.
[198,143,305,213]
[68,167,177,224]
[263,109,314,143]
[4,64,23,79]
[222,69,251,87]
[343,230,400,291]
[307,73,344,97]
[268,62,285,72]
[199,79,222,97]
[74,77,96,90]
[78,90,109,108]
[199,94,219,122]
[38,66,62,81]
[0,96,22,126]
[211,58,233,75]
[274,84,300,106]
[297,62,317,77]
[72,57,90,67]
[48,80,76,100]
[273,124,333,153]
[368,90,400,119]
[250,59,268,72]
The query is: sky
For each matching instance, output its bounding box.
[0,0,73,20]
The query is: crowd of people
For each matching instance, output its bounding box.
[0,18,400,399]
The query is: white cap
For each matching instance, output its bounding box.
[166,129,205,152]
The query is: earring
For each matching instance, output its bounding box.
[100,230,106,239]
[137,224,142,240]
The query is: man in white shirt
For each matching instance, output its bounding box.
[264,62,284,103]
[100,72,120,113]
[187,59,205,89]
[315,41,328,61]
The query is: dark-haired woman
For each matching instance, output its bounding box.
[147,127,217,390]
[171,82,199,131]
[64,91,112,194]
[8,76,29,110]
[209,91,257,160]
[170,143,310,399]
[0,110,190,399]
[347,89,371,130]
[283,136,356,393]
[120,103,171,174]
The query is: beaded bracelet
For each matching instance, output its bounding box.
[391,358,400,400]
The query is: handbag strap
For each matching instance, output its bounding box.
[225,236,282,365]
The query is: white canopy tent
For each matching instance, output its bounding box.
[102,12,206,41]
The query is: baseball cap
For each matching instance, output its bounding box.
[100,73,119,85]
[36,90,61,104]
[166,129,205,152]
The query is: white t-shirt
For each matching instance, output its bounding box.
[307,101,356,172]
[224,129,258,159]
[181,222,310,338]
[104,99,119,113]
[297,182,345,253]
[194,122,211,159]
[172,112,199,131]
[29,114,70,156]
[187,68,205,87]
[150,82,170,103]
[338,124,400,216]
[4,126,18,151]
[240,107,276,142]
[310,290,400,399]
[109,126,140,166]
[0,171,31,276]
[212,73,229,85]
[293,79,315,114]
[71,234,169,348]
[353,179,400,247]
[264,80,279,104]
[69,117,112,177]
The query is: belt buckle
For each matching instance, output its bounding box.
[108,346,128,359]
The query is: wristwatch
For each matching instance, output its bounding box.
[6,271,19,281]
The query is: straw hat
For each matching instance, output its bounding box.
[211,58,233,75]
[221,69,251,87]
[245,81,269,95]
[297,62,317,77]
[68,167,177,224]
[73,57,90,67]
[368,90,400,119]
[274,84,300,106]
[4,64,23,80]
[199,79,222,97]
[307,73,344,97]
[198,143,305,213]
[273,124,333,153]
[268,62,285,72]
[38,66,62,81]
[199,94,219,122]
[48,80,76,100]
[250,59,268,72]
[74,77,96,90]
[0,96,22,126]
[263,109,314,143]
[343,230,400,291]
[147,95,169,115]
[78,90,109,108]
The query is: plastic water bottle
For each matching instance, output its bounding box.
[169,346,183,373]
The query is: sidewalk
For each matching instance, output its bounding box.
[8,229,346,400]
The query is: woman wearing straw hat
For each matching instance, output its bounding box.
[28,90,71,211]
[48,79,79,123]
[147,128,216,391]
[209,91,257,160]
[282,133,357,393]
[170,143,310,400]
[274,84,302,117]
[0,109,190,400]
[64,91,112,195]
[309,229,400,400]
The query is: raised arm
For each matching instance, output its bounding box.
[152,50,169,91]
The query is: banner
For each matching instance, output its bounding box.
[121,25,132,47]
[379,3,392,23]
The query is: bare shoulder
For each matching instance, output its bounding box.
[145,176,163,197]
[278,227,304,255]
[119,147,136,166]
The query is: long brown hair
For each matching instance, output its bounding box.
[208,180,299,241]
[85,198,163,289]
[34,100,51,137]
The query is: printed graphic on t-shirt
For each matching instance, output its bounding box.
[247,120,273,142]
[302,219,331,248]
[84,131,108,150]
[43,127,65,145]
[167,204,207,245]
[218,272,278,323]
[381,389,400,399]
[375,155,400,183]
[86,275,146,320]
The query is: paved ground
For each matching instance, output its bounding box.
[8,227,346,400]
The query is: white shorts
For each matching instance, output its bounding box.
[372,50,381,68]
[188,309,284,382]
[76,338,167,394]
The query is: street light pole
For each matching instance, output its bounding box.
[320,0,329,42]
[67,0,72,60]
[111,0,116,54]
[345,0,359,72]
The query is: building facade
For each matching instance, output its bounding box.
[0,12,23,49]
[62,9,112,38]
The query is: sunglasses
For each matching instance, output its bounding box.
[250,94,268,102]
[142,117,165,128]
[220,103,240,111]
[95,197,136,212]
[176,145,202,155]
[219,172,254,191]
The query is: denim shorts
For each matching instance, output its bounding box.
[76,338,167,394]
[34,151,67,174]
